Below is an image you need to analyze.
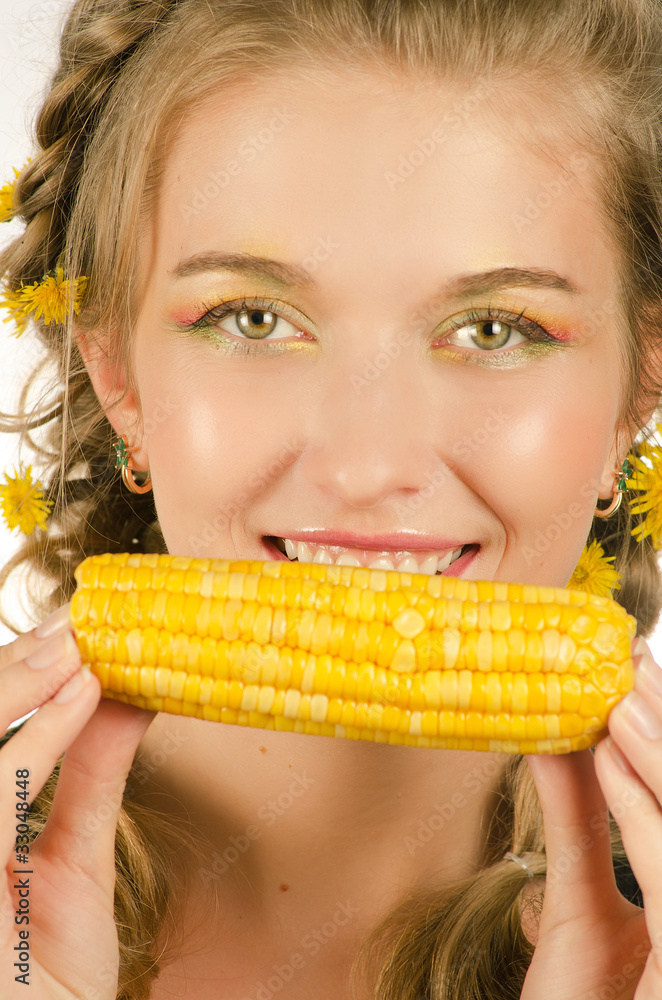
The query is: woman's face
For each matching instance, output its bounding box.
[112,67,632,586]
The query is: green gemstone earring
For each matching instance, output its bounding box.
[594,457,633,519]
[113,435,152,495]
[113,436,129,470]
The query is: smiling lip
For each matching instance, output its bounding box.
[262,535,481,576]
[262,535,480,572]
[264,531,468,550]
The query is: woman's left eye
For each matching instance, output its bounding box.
[436,308,549,352]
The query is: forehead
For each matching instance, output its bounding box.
[151,67,617,299]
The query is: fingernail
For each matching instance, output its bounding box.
[26,630,80,671]
[35,604,72,639]
[605,735,637,776]
[615,690,662,739]
[53,667,92,704]
[636,652,662,698]
[633,636,649,658]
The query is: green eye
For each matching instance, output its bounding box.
[196,299,303,341]
[185,296,315,356]
[447,318,527,351]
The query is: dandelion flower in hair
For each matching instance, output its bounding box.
[0,465,53,535]
[567,538,621,597]
[0,167,20,223]
[1,267,88,336]
[0,285,32,335]
[20,267,87,326]
[626,425,662,550]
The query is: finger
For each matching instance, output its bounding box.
[608,642,662,799]
[598,643,662,921]
[524,749,619,924]
[0,626,83,734]
[593,739,660,954]
[36,698,156,899]
[0,667,101,863]
[0,604,72,672]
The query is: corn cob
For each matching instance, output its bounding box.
[70,552,637,754]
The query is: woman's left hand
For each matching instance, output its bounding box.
[520,637,662,1000]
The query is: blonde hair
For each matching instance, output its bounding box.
[1,0,660,996]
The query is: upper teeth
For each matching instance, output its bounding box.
[280,538,466,575]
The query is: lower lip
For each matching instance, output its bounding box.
[443,543,478,576]
[261,537,479,576]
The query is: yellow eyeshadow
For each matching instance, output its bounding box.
[177,323,316,356]
[433,341,561,369]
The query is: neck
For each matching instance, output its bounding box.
[134,713,508,928]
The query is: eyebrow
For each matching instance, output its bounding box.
[170,251,316,289]
[170,251,581,299]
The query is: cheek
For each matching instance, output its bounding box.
[490,349,618,490]
[491,371,618,572]
[500,406,602,508]
[134,343,302,552]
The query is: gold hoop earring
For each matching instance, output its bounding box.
[114,435,152,495]
[593,458,632,519]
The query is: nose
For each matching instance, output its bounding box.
[297,349,446,510]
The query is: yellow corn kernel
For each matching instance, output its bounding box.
[70,553,638,754]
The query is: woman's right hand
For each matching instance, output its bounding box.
[0,605,156,999]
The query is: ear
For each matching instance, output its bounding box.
[75,326,149,471]
[595,411,654,503]
[595,447,623,503]
[596,327,662,501]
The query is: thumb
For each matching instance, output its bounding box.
[35,695,156,898]
[524,749,619,927]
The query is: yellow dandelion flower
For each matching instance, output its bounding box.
[16,267,88,326]
[0,465,53,535]
[0,285,33,335]
[0,177,17,222]
[567,539,621,596]
[0,163,30,223]
[626,425,662,550]
[0,268,88,336]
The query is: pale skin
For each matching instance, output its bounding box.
[2,64,662,998]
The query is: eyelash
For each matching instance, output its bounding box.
[189,297,302,355]
[442,305,557,349]
[188,296,560,355]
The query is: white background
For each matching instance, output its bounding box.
[0,1,67,651]
[1,0,662,669]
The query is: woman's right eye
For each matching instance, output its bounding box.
[193,297,308,343]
